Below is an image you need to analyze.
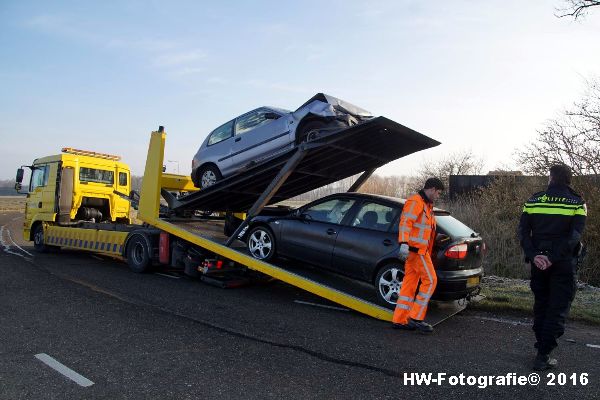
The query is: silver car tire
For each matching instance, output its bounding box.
[198,165,222,189]
[247,226,276,262]
[375,262,405,307]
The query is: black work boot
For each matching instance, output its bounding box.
[533,353,558,371]
[392,321,416,331]
[410,319,434,333]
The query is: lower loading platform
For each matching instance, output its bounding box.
[169,218,468,326]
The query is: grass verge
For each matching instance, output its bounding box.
[469,277,600,325]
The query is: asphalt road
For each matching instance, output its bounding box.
[0,212,598,399]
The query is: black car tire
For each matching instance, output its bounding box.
[246,226,276,262]
[197,164,223,189]
[126,235,152,273]
[33,223,50,253]
[374,262,406,308]
[296,119,346,144]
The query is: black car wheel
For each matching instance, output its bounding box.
[375,262,405,308]
[198,165,223,189]
[247,226,276,262]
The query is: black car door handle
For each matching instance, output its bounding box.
[326,228,337,235]
[235,137,241,142]
[382,239,392,246]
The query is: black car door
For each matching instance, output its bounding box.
[278,197,357,269]
[331,201,400,281]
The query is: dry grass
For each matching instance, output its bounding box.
[471,276,600,325]
[0,197,25,212]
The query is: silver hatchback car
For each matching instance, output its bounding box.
[191,93,373,188]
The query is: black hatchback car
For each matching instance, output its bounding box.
[243,193,484,307]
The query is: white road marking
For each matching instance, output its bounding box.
[90,255,104,261]
[155,272,181,279]
[294,300,349,311]
[6,228,33,256]
[586,344,600,349]
[0,225,32,260]
[34,353,94,387]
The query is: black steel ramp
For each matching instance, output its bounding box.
[168,117,440,212]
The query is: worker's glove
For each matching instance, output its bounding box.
[398,243,409,261]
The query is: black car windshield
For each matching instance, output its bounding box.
[435,214,476,238]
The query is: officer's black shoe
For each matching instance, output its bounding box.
[533,353,558,371]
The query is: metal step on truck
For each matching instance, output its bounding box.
[14,118,478,323]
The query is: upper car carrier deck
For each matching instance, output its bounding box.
[163,116,440,213]
[137,120,441,321]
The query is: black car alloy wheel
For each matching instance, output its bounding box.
[375,262,405,307]
[247,226,276,262]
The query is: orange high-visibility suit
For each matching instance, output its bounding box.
[392,191,437,324]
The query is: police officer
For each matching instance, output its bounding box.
[518,164,587,371]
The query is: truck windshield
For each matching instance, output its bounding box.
[80,167,114,184]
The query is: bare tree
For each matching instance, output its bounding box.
[556,0,600,19]
[516,79,600,176]
[413,149,484,190]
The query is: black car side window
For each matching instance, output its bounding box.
[304,198,355,224]
[351,202,398,232]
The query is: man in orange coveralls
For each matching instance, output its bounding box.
[392,177,445,333]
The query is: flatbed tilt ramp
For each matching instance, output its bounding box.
[138,119,458,322]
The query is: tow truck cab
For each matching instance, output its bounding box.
[15,148,132,242]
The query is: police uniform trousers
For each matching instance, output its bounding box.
[530,258,577,355]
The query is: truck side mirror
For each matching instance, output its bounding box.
[16,168,24,183]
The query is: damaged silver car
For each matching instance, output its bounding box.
[191,93,373,188]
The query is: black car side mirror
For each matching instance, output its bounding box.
[264,112,280,120]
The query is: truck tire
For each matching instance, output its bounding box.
[33,224,49,253]
[374,261,405,309]
[127,235,151,273]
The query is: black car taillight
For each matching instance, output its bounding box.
[445,243,468,259]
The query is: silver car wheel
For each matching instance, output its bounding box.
[201,170,217,188]
[378,267,404,305]
[248,229,273,260]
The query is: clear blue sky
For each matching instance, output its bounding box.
[1,0,599,179]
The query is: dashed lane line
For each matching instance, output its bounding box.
[34,353,94,387]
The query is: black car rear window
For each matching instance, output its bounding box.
[435,214,476,238]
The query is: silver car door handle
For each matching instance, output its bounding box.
[326,228,337,235]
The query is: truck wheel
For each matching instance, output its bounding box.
[33,224,49,253]
[247,226,276,262]
[374,262,405,309]
[127,235,151,273]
